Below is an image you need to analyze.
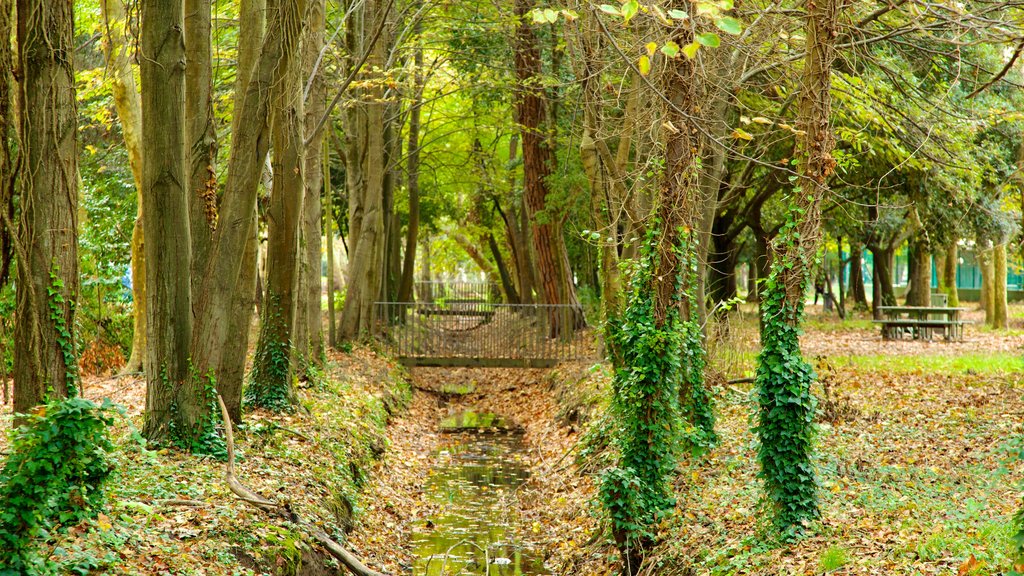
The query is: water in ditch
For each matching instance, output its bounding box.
[411,410,549,576]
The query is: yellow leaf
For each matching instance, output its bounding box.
[645,42,657,56]
[682,41,700,59]
[638,54,651,76]
[732,128,754,141]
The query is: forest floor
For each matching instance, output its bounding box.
[1,303,1023,575]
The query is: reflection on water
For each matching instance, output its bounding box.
[411,411,548,576]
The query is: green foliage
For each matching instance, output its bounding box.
[48,265,79,391]
[247,297,296,412]
[0,397,118,574]
[753,212,819,539]
[600,228,715,557]
[818,545,850,572]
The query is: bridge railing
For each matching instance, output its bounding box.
[373,301,591,367]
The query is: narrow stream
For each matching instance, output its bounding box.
[411,410,549,576]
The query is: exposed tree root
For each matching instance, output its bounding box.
[217,395,389,576]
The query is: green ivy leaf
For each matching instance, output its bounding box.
[599,3,621,16]
[695,32,721,47]
[621,0,639,23]
[716,16,742,35]
[660,41,680,58]
[667,8,688,19]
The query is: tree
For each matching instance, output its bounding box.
[248,0,307,409]
[11,0,80,415]
[754,0,840,536]
[99,0,146,374]
[139,0,196,441]
[513,0,584,337]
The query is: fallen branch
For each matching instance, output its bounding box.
[727,377,755,385]
[216,395,389,576]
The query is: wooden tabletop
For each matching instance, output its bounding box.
[878,306,967,312]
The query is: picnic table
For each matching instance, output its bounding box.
[874,306,968,341]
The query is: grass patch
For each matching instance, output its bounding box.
[833,352,1023,374]
[819,545,851,572]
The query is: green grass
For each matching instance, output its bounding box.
[819,545,851,572]
[832,352,1023,374]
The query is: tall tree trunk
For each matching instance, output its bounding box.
[869,244,896,318]
[215,0,266,422]
[249,0,306,408]
[140,0,196,440]
[993,242,1008,329]
[905,236,931,307]
[185,0,217,295]
[190,0,301,419]
[339,0,387,340]
[754,0,839,532]
[397,31,422,304]
[0,0,13,294]
[296,0,326,366]
[513,0,583,336]
[944,242,959,307]
[100,0,146,374]
[13,0,79,415]
[488,234,519,303]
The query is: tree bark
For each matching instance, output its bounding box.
[339,0,387,340]
[979,245,993,316]
[869,244,896,318]
[296,0,326,366]
[250,0,307,406]
[140,0,196,440]
[13,0,79,415]
[0,0,14,293]
[100,0,146,374]
[397,31,423,304]
[325,140,337,347]
[905,236,931,307]
[185,0,217,295]
[513,0,584,337]
[944,242,959,307]
[848,242,867,307]
[993,242,1008,329]
[190,0,301,417]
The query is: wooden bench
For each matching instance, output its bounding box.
[872,318,967,341]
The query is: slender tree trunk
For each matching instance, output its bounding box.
[869,244,896,318]
[185,0,217,295]
[325,140,337,347]
[249,0,307,407]
[993,242,1008,329]
[0,0,13,294]
[13,0,79,415]
[397,32,422,304]
[213,0,266,422]
[100,0,146,374]
[513,0,583,336]
[979,245,993,315]
[339,0,387,340]
[944,242,959,307]
[140,0,196,440]
[296,0,326,367]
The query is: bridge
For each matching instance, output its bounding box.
[374,287,590,368]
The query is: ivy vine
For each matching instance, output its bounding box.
[246,295,296,412]
[753,205,820,538]
[0,397,118,573]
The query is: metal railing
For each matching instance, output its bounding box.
[374,301,590,368]
[414,281,501,304]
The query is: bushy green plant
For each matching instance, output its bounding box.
[0,397,118,574]
[753,211,820,538]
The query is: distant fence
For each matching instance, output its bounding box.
[374,301,590,368]
[414,281,501,304]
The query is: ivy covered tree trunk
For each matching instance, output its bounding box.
[190,0,296,421]
[513,0,584,337]
[600,10,714,573]
[12,0,80,415]
[248,0,306,409]
[754,0,839,536]
[0,0,13,291]
[100,0,146,374]
[139,0,199,441]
